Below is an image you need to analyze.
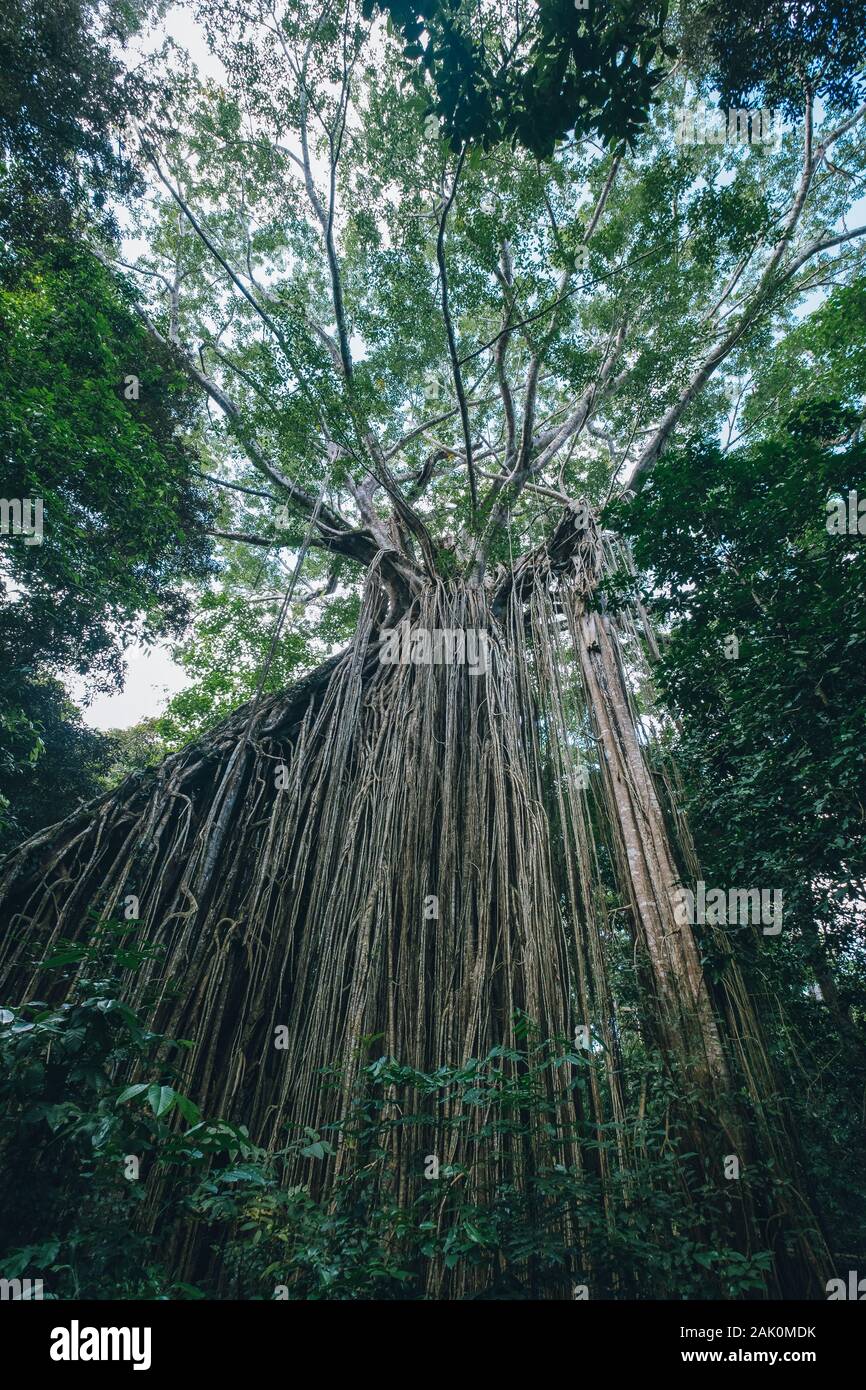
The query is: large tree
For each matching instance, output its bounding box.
[2,0,865,1297]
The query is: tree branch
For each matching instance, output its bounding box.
[436,150,477,513]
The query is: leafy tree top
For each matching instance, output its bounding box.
[362,0,673,155]
[29,0,860,741]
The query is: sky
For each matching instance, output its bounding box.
[69,645,189,730]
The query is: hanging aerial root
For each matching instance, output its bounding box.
[0,528,832,1296]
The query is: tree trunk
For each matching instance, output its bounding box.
[0,529,832,1297]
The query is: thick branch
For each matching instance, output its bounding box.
[436,151,477,513]
[630,99,866,482]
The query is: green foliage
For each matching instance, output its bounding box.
[98,718,171,790]
[0,239,216,687]
[609,405,866,1254]
[680,0,866,118]
[0,236,216,848]
[364,0,673,156]
[0,937,782,1300]
[0,930,203,1298]
[0,673,112,854]
[153,545,360,748]
[610,405,866,950]
[745,281,866,432]
[0,0,149,245]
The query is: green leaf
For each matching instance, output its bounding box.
[116,1083,149,1105]
[147,1084,177,1118]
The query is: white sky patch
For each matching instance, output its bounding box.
[70,643,187,731]
[131,1,225,81]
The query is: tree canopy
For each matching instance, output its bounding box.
[97,0,865,751]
